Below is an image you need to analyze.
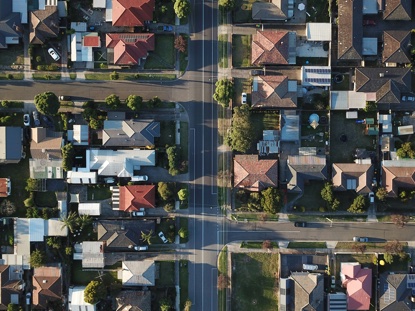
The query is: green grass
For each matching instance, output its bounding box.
[179,217,188,243]
[335,242,408,250]
[232,253,279,311]
[232,35,251,67]
[179,50,188,73]
[0,45,24,66]
[71,261,119,285]
[87,186,112,200]
[231,213,279,222]
[32,73,61,80]
[334,254,376,278]
[233,0,257,23]
[288,242,327,248]
[144,35,175,69]
[250,111,280,153]
[218,34,228,68]
[0,73,24,80]
[158,121,175,147]
[291,181,326,211]
[180,121,188,172]
[157,261,175,287]
[378,253,409,272]
[232,78,252,107]
[218,247,227,311]
[240,241,278,249]
[287,214,368,222]
[179,260,189,309]
[35,191,58,208]
[137,73,176,80]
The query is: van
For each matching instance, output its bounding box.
[303,264,318,271]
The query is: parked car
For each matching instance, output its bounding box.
[163,25,173,32]
[132,211,146,217]
[294,221,307,227]
[32,111,40,127]
[369,192,375,203]
[42,115,54,128]
[408,96,415,102]
[23,114,30,127]
[104,177,115,184]
[48,48,60,61]
[134,245,148,251]
[131,175,148,182]
[363,19,376,26]
[251,69,264,76]
[353,236,369,242]
[158,231,168,243]
[59,95,71,101]
[241,92,247,105]
[26,293,31,305]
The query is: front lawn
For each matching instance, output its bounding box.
[179,260,189,309]
[156,261,175,287]
[0,45,24,66]
[232,35,251,68]
[334,254,375,277]
[240,241,278,249]
[87,186,112,201]
[158,121,176,147]
[288,242,327,248]
[179,217,188,243]
[144,35,175,69]
[231,213,279,222]
[180,121,188,172]
[232,253,279,311]
[218,34,228,68]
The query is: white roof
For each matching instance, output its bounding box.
[58,199,67,219]
[78,203,101,216]
[105,0,112,21]
[93,0,106,8]
[69,286,97,311]
[29,218,44,242]
[331,91,366,110]
[306,23,331,41]
[67,171,97,184]
[398,125,414,135]
[13,0,28,23]
[82,242,105,268]
[301,66,331,86]
[47,219,68,236]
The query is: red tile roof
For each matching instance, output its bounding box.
[233,155,278,191]
[251,30,289,65]
[0,178,10,197]
[341,263,372,310]
[251,75,297,108]
[112,0,155,27]
[106,33,155,65]
[83,35,100,47]
[120,185,156,211]
[32,266,62,309]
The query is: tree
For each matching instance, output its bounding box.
[77,214,92,230]
[261,188,282,214]
[158,182,174,201]
[61,143,74,171]
[396,142,415,159]
[174,0,190,19]
[178,227,188,239]
[218,0,235,11]
[226,104,254,153]
[166,146,180,176]
[183,299,192,311]
[34,91,60,115]
[391,214,409,228]
[25,178,38,192]
[178,188,188,201]
[247,192,261,211]
[321,183,335,209]
[46,236,61,249]
[384,252,394,264]
[141,229,154,245]
[160,298,172,311]
[110,71,119,80]
[347,195,366,213]
[0,200,16,216]
[24,197,35,208]
[105,94,121,109]
[29,249,45,268]
[147,96,162,108]
[174,35,187,53]
[89,118,103,130]
[262,240,273,250]
[376,187,388,202]
[217,274,229,289]
[60,211,78,233]
[213,78,233,107]
[364,101,377,112]
[26,207,39,218]
[7,304,22,311]
[125,95,143,111]
[164,202,175,212]
[84,280,106,304]
[65,247,73,256]
[385,240,404,254]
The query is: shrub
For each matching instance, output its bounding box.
[36,56,42,62]
[110,71,119,80]
[6,74,13,80]
[100,63,108,69]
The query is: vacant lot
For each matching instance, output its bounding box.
[232,35,251,67]
[232,253,279,311]
[144,35,175,69]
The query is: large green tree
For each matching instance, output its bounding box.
[261,188,282,214]
[34,92,60,115]
[29,249,45,268]
[213,78,233,107]
[396,142,415,159]
[166,146,180,176]
[157,182,174,201]
[84,280,106,304]
[178,188,188,201]
[105,94,121,110]
[7,304,22,311]
[60,211,78,233]
[225,104,253,152]
[218,0,235,11]
[376,187,388,201]
[126,95,143,111]
[174,0,190,19]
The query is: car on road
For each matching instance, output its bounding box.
[132,211,146,217]
[42,115,54,128]
[48,48,60,61]
[59,95,71,101]
[241,92,247,105]
[32,111,40,127]
[363,19,376,26]
[23,114,30,127]
[294,221,307,227]
[158,231,168,243]
[251,69,264,76]
[163,25,173,32]
[134,245,148,251]
[353,236,369,242]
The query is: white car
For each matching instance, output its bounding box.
[48,48,60,61]
[131,175,148,182]
[23,114,30,126]
[134,245,148,251]
[158,231,168,243]
[241,92,247,105]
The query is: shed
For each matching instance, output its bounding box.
[78,203,101,216]
[346,111,358,119]
[306,23,332,41]
[398,125,414,135]
[67,171,97,184]
[69,286,97,311]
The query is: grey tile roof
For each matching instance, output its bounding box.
[382,30,411,64]
[30,6,59,44]
[252,0,288,21]
[120,261,155,286]
[290,272,324,311]
[383,0,411,20]
[379,273,412,311]
[102,120,160,147]
[337,0,363,60]
[287,155,327,192]
[116,290,151,311]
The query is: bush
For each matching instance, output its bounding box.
[24,197,35,208]
[6,74,13,80]
[100,63,108,69]
[36,56,42,62]
[110,71,119,80]
[164,202,175,212]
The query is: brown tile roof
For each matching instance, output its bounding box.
[337,0,363,60]
[251,75,297,108]
[116,290,151,311]
[233,155,278,191]
[382,165,415,197]
[112,0,155,27]
[0,178,10,198]
[0,265,21,309]
[332,163,374,194]
[251,30,289,65]
[30,128,63,160]
[106,33,155,65]
[119,185,156,211]
[29,6,59,44]
[287,155,327,192]
[383,0,411,20]
[32,266,62,309]
[382,30,411,64]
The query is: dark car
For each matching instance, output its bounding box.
[294,222,307,227]
[251,69,264,76]
[363,19,376,26]
[163,25,173,32]
[32,111,40,127]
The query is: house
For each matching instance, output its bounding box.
[30,128,63,160]
[115,185,156,212]
[379,273,413,311]
[251,30,296,65]
[0,0,22,49]
[337,0,363,61]
[251,75,297,109]
[354,67,413,109]
[115,290,151,311]
[29,158,63,179]
[118,261,155,286]
[287,155,327,192]
[382,0,411,20]
[341,263,372,310]
[71,32,101,63]
[69,286,96,311]
[106,33,155,66]
[252,0,293,21]
[332,163,374,194]
[279,272,324,311]
[381,160,415,197]
[0,127,22,164]
[0,179,11,197]
[29,6,59,44]
[112,0,155,27]
[0,265,23,310]
[97,220,155,250]
[32,266,62,309]
[102,119,160,147]
[382,31,411,66]
[233,155,278,192]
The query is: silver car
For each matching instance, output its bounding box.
[158,231,168,243]
[48,48,60,61]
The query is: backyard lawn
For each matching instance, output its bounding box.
[144,35,175,69]
[87,186,112,201]
[156,261,175,287]
[232,253,279,311]
[250,111,280,152]
[71,261,119,285]
[232,35,251,67]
